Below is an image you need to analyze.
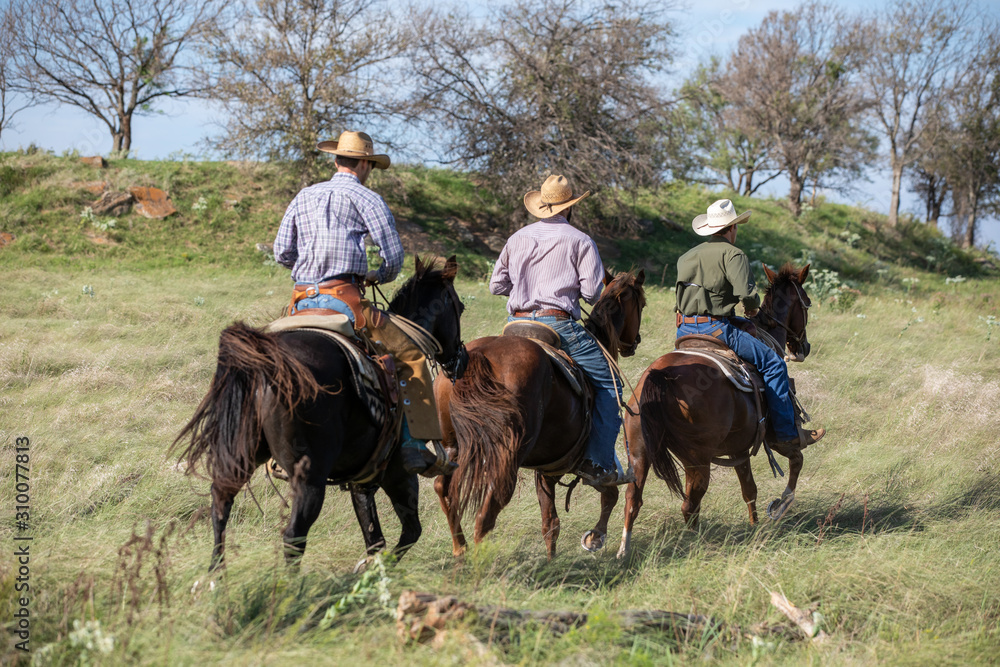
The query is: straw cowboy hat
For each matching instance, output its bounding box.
[692,199,752,236]
[524,175,591,218]
[317,131,390,169]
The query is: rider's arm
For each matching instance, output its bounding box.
[578,238,604,306]
[725,249,761,313]
[489,245,512,296]
[364,199,404,284]
[273,197,299,268]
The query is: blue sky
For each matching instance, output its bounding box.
[2,0,997,250]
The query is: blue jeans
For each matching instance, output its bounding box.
[292,290,355,322]
[510,315,624,472]
[677,318,798,441]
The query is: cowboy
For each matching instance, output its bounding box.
[273,130,454,477]
[489,175,631,487]
[674,199,825,449]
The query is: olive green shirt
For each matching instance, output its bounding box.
[675,236,761,316]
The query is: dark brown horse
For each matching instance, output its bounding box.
[433,270,646,560]
[616,263,812,559]
[175,257,466,570]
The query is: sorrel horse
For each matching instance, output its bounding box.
[175,256,466,570]
[433,270,646,559]
[616,263,812,559]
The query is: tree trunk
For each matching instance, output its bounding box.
[788,173,804,218]
[962,192,978,249]
[888,164,903,227]
[929,181,947,227]
[112,131,123,154]
[120,113,132,154]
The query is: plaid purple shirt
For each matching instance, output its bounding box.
[489,215,604,319]
[273,173,404,284]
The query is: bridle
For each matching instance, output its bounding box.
[757,279,810,348]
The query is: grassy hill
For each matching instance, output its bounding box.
[1,150,999,665]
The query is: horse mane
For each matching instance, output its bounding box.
[761,263,808,310]
[387,258,445,312]
[584,270,646,359]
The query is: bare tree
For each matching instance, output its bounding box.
[671,60,781,196]
[4,0,227,155]
[945,30,1000,248]
[720,2,873,217]
[203,0,416,185]
[409,0,676,230]
[0,10,31,140]
[859,0,976,227]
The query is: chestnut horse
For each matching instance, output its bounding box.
[617,263,812,559]
[433,270,646,560]
[175,257,466,570]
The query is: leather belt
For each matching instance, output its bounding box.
[513,308,572,320]
[677,313,725,326]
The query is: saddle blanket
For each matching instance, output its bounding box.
[265,317,391,428]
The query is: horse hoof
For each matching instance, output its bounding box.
[767,496,793,520]
[581,530,605,552]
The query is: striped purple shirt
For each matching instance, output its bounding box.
[273,172,404,284]
[489,215,604,319]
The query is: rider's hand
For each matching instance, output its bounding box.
[364,269,379,286]
[745,307,759,318]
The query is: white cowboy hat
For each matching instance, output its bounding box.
[523,175,591,218]
[692,199,752,236]
[317,131,390,169]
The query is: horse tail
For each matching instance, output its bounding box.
[173,322,325,496]
[448,350,523,516]
[639,368,685,498]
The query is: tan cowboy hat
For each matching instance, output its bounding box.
[692,198,752,236]
[317,131,390,169]
[523,175,591,218]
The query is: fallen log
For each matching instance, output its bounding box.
[769,592,828,643]
[396,591,718,644]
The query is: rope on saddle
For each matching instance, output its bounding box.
[555,475,583,512]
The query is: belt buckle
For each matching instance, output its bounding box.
[306,285,319,298]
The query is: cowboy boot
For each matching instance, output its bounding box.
[773,424,826,450]
[401,439,457,477]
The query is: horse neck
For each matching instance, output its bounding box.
[583,298,622,362]
[760,286,790,348]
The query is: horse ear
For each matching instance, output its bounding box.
[603,269,614,286]
[798,263,810,283]
[636,269,645,286]
[414,255,424,276]
[443,255,459,281]
[762,262,778,285]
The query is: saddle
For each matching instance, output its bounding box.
[264,314,401,485]
[671,334,771,469]
[501,321,588,397]
[500,320,593,475]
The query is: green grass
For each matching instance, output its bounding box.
[1,262,999,665]
[1,151,999,664]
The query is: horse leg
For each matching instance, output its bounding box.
[734,460,759,525]
[767,444,803,520]
[582,483,619,553]
[284,478,326,565]
[534,473,561,560]
[209,482,238,572]
[682,465,710,529]
[616,444,650,559]
[380,464,422,560]
[349,483,387,556]
[434,473,468,557]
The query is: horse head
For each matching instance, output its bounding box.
[761,263,812,362]
[587,269,647,360]
[390,254,468,379]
